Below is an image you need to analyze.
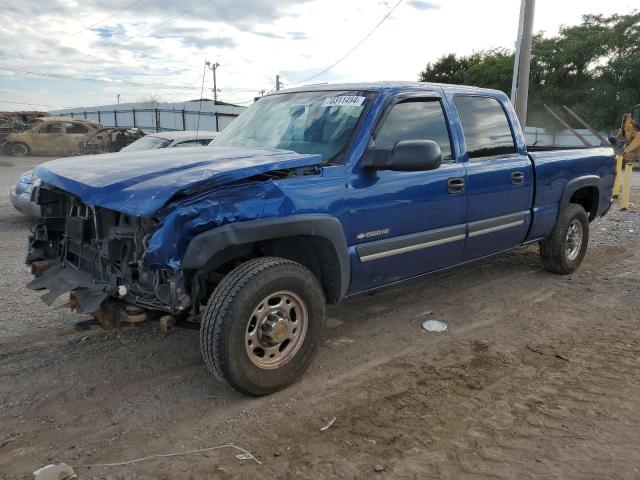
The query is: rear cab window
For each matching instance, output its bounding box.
[453,96,516,159]
[374,98,453,162]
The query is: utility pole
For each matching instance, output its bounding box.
[513,0,535,128]
[117,93,120,105]
[510,0,525,105]
[275,74,281,91]
[206,60,220,102]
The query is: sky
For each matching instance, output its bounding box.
[0,0,636,111]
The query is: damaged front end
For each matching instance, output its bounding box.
[27,184,190,329]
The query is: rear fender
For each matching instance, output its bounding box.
[560,175,600,221]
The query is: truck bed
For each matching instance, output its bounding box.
[525,146,616,241]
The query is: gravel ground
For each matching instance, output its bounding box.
[1,155,639,479]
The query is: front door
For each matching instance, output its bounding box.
[348,96,468,293]
[453,95,533,261]
[31,122,65,155]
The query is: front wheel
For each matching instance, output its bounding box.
[540,203,589,274]
[10,142,30,157]
[200,257,326,395]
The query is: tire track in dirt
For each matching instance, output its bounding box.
[1,179,638,478]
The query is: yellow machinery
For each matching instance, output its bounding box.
[612,105,638,209]
[616,104,640,165]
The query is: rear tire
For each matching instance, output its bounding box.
[200,257,326,396]
[10,142,30,157]
[540,203,589,274]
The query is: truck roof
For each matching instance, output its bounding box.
[275,81,506,97]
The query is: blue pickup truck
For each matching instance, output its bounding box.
[27,82,615,394]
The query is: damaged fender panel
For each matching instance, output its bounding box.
[145,180,289,270]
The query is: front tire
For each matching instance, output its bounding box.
[200,257,326,395]
[10,142,30,157]
[540,203,589,274]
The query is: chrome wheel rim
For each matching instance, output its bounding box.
[245,290,308,370]
[565,219,583,261]
[12,144,28,157]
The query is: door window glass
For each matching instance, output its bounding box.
[40,122,62,134]
[454,96,516,159]
[374,99,453,162]
[66,122,90,134]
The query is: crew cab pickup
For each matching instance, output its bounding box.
[27,82,615,395]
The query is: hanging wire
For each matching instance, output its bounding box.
[285,0,403,86]
[195,59,207,139]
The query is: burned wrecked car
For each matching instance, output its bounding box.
[80,127,145,155]
[6,117,102,156]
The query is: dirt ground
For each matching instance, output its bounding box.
[1,155,639,480]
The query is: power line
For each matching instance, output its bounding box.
[56,0,211,77]
[286,0,403,86]
[0,67,190,89]
[195,60,208,136]
[110,0,213,47]
[0,67,263,92]
[0,84,117,98]
[65,0,145,38]
[0,100,69,108]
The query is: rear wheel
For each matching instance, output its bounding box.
[200,257,326,395]
[540,203,589,274]
[10,142,30,157]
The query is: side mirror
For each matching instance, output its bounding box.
[363,140,442,172]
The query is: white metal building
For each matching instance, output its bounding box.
[51,99,247,133]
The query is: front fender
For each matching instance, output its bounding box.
[182,214,350,299]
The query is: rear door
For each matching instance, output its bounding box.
[453,95,533,260]
[63,122,91,153]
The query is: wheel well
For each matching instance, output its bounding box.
[197,235,343,305]
[260,236,342,304]
[569,186,599,221]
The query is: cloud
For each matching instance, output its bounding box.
[253,30,308,40]
[279,68,344,85]
[71,0,312,30]
[407,1,440,11]
[253,31,285,39]
[179,35,238,49]
[90,25,126,39]
[287,31,308,40]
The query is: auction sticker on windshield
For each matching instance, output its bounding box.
[321,96,366,107]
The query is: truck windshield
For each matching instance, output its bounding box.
[212,91,373,164]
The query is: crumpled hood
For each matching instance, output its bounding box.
[34,146,321,216]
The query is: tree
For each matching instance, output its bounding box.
[418,11,640,130]
[419,50,513,93]
[136,93,166,105]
